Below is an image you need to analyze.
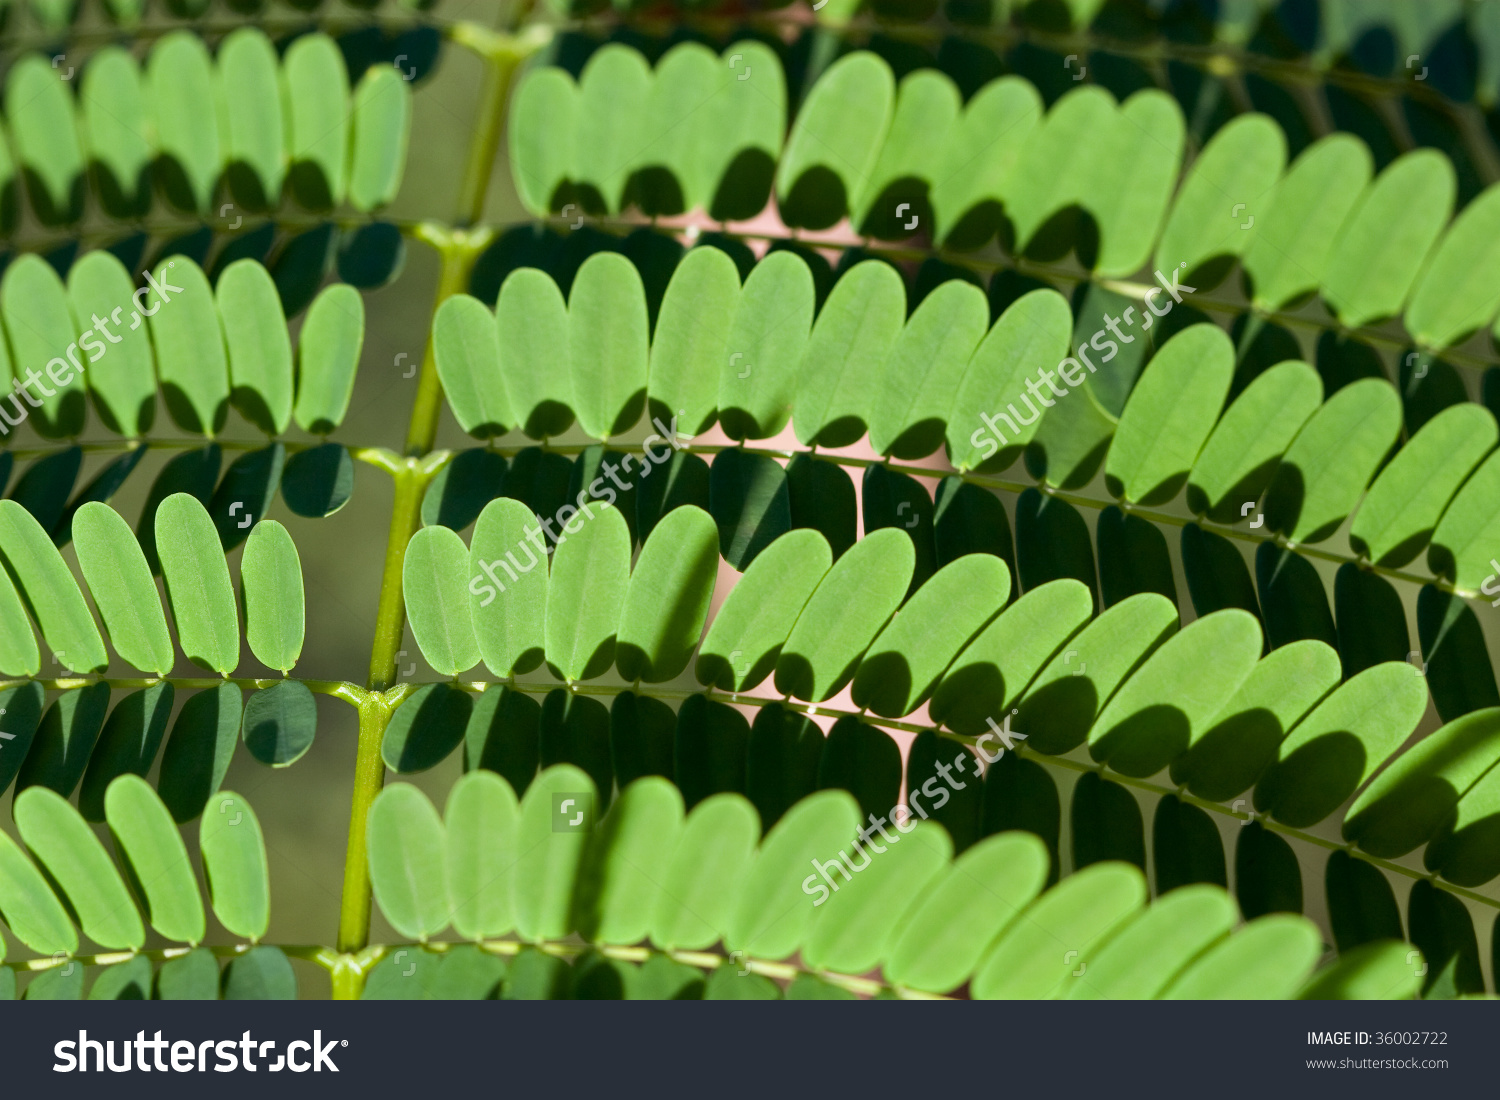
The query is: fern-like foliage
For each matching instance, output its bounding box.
[3,0,1500,1002]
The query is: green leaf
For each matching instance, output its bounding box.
[349,65,412,212]
[709,447,790,570]
[931,76,1042,248]
[383,682,472,774]
[0,825,76,956]
[216,260,293,435]
[1023,375,1119,489]
[80,46,153,219]
[793,259,905,448]
[647,245,739,436]
[1017,593,1180,755]
[883,830,1048,993]
[776,52,894,230]
[15,785,144,950]
[0,499,107,672]
[469,497,547,678]
[465,686,539,796]
[1154,114,1286,282]
[199,790,270,941]
[508,68,576,215]
[104,774,204,944]
[367,783,448,941]
[1066,884,1238,999]
[1430,446,1500,592]
[1088,90,1185,278]
[283,33,350,209]
[696,529,831,692]
[930,579,1093,736]
[73,502,173,674]
[1,254,84,438]
[157,682,242,823]
[1255,661,1430,827]
[870,280,989,459]
[1299,940,1422,1000]
[1000,86,1118,258]
[497,269,573,438]
[0,565,38,676]
[1172,639,1341,802]
[25,964,82,1000]
[854,69,959,235]
[573,45,651,213]
[16,682,110,798]
[513,765,597,941]
[67,250,156,435]
[1352,403,1496,569]
[615,505,717,682]
[946,288,1073,472]
[786,454,857,561]
[1105,323,1234,505]
[775,527,914,702]
[241,681,316,768]
[1089,609,1263,778]
[222,946,296,1000]
[157,493,239,673]
[443,770,519,941]
[1322,149,1456,327]
[569,252,648,440]
[1345,708,1500,858]
[697,42,784,221]
[972,861,1147,999]
[6,55,84,225]
[717,250,815,441]
[544,503,630,681]
[217,29,284,209]
[650,793,758,951]
[574,776,683,944]
[149,257,230,434]
[403,525,480,677]
[1263,377,1402,544]
[434,294,510,438]
[239,520,304,673]
[1162,914,1323,999]
[147,32,220,212]
[1325,848,1402,953]
[1242,133,1373,310]
[79,683,174,822]
[137,445,220,573]
[725,788,860,959]
[853,553,1009,718]
[804,820,951,974]
[1188,360,1323,522]
[294,283,363,434]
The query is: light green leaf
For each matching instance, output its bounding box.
[7,54,84,224]
[0,826,76,956]
[294,283,364,435]
[156,493,239,673]
[569,252,648,439]
[1298,940,1422,1000]
[68,251,157,436]
[282,33,350,209]
[349,65,411,212]
[617,506,718,683]
[435,294,510,438]
[79,46,153,219]
[972,861,1147,999]
[573,45,651,213]
[1254,661,1430,827]
[217,259,293,435]
[573,777,683,944]
[403,525,480,677]
[367,783,448,941]
[931,77,1042,249]
[507,67,577,216]
[649,793,759,951]
[147,32,220,212]
[149,257,230,435]
[72,502,172,675]
[1162,914,1322,999]
[104,774,204,944]
[647,246,739,437]
[513,765,597,941]
[217,28,284,209]
[469,497,547,678]
[544,503,631,681]
[15,785,144,950]
[1429,448,1500,592]
[444,770,519,941]
[1065,884,1238,999]
[1,253,84,439]
[725,788,860,959]
[199,790,269,941]
[717,250,814,441]
[1187,360,1323,522]
[1242,133,1373,310]
[1263,377,1402,544]
[0,566,39,676]
[775,527,915,702]
[854,69,959,233]
[0,499,107,672]
[1322,149,1455,327]
[240,520,304,673]
[497,269,573,439]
